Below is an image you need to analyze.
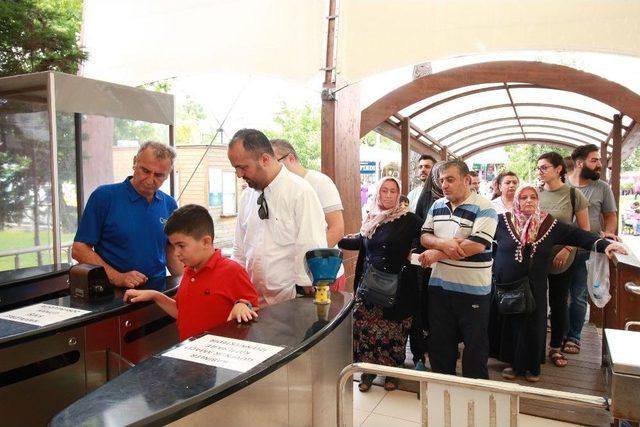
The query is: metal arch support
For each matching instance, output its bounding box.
[447,123,605,149]
[425,103,617,134]
[439,115,609,143]
[407,83,540,119]
[453,131,590,155]
[361,61,640,138]
[459,138,580,159]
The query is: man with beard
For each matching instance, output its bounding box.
[228,129,327,306]
[565,144,618,354]
[407,154,436,213]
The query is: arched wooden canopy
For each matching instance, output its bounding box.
[358,60,640,210]
[360,61,640,161]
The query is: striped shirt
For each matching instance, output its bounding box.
[422,192,498,295]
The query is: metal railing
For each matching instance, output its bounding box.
[0,242,73,270]
[337,363,609,427]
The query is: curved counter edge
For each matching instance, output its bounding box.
[50,292,354,427]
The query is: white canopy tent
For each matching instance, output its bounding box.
[81,0,640,86]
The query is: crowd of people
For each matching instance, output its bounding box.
[72,131,627,390]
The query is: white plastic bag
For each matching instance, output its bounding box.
[586,239,611,308]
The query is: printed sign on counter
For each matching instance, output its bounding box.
[0,303,91,326]
[163,334,284,372]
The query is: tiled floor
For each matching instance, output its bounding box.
[352,382,580,426]
[352,382,420,427]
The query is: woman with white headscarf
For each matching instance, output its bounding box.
[339,176,422,392]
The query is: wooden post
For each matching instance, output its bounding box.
[441,146,448,161]
[611,114,622,213]
[401,118,410,195]
[321,82,361,291]
[600,140,608,182]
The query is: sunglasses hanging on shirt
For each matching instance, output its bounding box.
[257,192,269,220]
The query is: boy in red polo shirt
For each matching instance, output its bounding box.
[124,204,258,341]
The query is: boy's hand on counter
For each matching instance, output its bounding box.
[123,289,157,303]
[228,302,259,323]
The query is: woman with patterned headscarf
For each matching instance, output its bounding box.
[339,176,423,392]
[491,185,626,382]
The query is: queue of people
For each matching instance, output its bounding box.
[72,133,627,392]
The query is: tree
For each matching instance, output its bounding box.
[175,96,209,145]
[622,145,640,172]
[0,0,87,77]
[265,103,321,170]
[504,144,571,183]
[0,0,85,267]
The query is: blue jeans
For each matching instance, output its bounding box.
[567,250,590,342]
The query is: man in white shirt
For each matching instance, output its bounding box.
[271,139,347,290]
[407,154,436,213]
[228,129,328,306]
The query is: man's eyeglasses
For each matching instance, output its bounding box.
[277,152,290,163]
[257,192,269,220]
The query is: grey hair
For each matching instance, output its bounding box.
[136,141,176,165]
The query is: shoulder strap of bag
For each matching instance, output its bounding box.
[570,186,576,219]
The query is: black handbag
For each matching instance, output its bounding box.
[357,263,401,308]
[494,276,536,315]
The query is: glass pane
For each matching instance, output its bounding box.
[57,113,78,265]
[80,115,171,206]
[0,96,54,272]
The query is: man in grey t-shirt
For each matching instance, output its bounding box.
[565,144,618,352]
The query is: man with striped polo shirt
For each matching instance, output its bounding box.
[418,160,497,379]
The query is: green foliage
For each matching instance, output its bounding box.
[175,96,210,145]
[265,103,321,170]
[0,0,87,77]
[361,132,399,151]
[622,146,640,172]
[504,144,571,183]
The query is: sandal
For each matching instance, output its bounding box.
[525,372,541,383]
[384,376,398,391]
[501,367,516,380]
[562,339,581,354]
[548,349,568,367]
[358,373,375,392]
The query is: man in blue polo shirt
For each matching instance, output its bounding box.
[419,160,497,379]
[72,141,182,288]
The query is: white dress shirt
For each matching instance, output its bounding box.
[407,185,423,213]
[303,169,345,277]
[233,166,328,305]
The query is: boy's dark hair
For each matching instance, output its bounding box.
[399,195,410,204]
[419,154,437,164]
[571,144,599,162]
[164,204,215,240]
[468,170,479,178]
[230,128,275,159]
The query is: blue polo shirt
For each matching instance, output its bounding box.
[74,177,178,279]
